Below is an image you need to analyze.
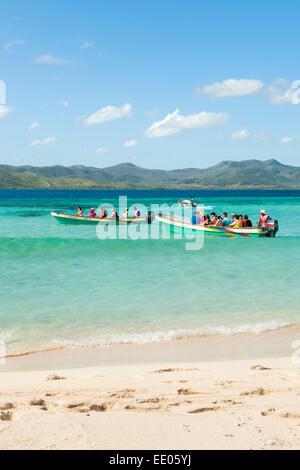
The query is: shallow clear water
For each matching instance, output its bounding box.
[0,189,299,354]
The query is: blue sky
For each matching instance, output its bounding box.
[0,0,299,169]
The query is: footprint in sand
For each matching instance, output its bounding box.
[0,411,14,421]
[138,397,162,404]
[30,398,46,406]
[189,406,221,414]
[152,368,199,374]
[67,402,87,409]
[124,404,163,412]
[169,400,193,407]
[177,388,202,396]
[262,408,300,419]
[250,365,271,371]
[90,402,114,412]
[182,424,191,432]
[0,403,15,411]
[46,374,66,381]
[241,388,269,397]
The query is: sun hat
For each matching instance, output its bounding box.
[261,209,266,214]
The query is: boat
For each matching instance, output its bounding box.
[178,199,198,207]
[156,213,279,238]
[51,211,154,225]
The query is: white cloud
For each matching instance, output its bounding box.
[30,137,56,147]
[4,40,25,52]
[267,80,300,105]
[80,41,94,49]
[124,139,137,148]
[198,78,264,98]
[280,136,293,144]
[33,54,71,66]
[95,147,109,155]
[85,103,132,126]
[0,105,12,120]
[231,129,250,140]
[254,130,270,141]
[144,109,229,138]
[57,100,69,108]
[28,122,40,131]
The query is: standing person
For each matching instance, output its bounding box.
[258,210,270,226]
[222,212,230,227]
[244,215,252,227]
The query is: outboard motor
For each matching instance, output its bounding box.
[146,211,155,224]
[264,220,279,238]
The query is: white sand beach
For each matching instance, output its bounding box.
[1,327,300,450]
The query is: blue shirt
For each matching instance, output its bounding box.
[222,217,230,227]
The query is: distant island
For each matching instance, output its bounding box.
[1,159,300,190]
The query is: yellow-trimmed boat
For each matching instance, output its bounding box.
[51,211,153,225]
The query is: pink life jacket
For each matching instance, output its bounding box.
[259,214,269,225]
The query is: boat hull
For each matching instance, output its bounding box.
[51,212,148,225]
[156,214,273,238]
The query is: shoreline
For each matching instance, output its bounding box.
[2,324,299,372]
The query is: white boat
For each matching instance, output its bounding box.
[178,199,198,207]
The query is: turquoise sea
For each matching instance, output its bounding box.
[0,189,299,355]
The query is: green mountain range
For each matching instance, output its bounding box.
[1,159,300,189]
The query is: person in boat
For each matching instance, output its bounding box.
[210,212,217,225]
[229,214,242,228]
[88,208,97,218]
[239,215,247,227]
[213,215,223,227]
[110,208,119,220]
[222,212,230,227]
[230,213,236,225]
[77,207,83,217]
[122,209,129,219]
[200,211,206,224]
[258,210,270,227]
[134,207,141,218]
[203,215,211,225]
[244,215,252,227]
[99,208,108,218]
